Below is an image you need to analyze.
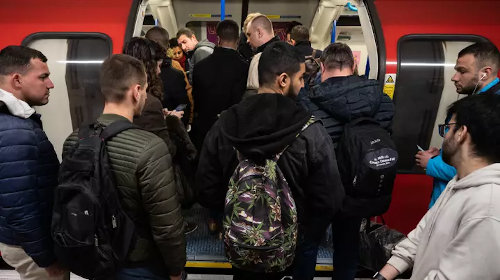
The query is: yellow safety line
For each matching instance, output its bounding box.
[185,261,333,271]
[185,261,232,268]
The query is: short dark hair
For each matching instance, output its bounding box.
[258,41,305,86]
[145,26,170,49]
[169,38,180,48]
[458,42,500,75]
[447,93,500,163]
[290,25,309,42]
[176,27,195,39]
[0,45,47,76]
[216,19,239,42]
[321,42,354,71]
[286,21,302,35]
[100,54,146,103]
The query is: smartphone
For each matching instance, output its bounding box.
[175,104,187,111]
[416,145,425,152]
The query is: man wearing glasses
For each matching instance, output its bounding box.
[374,93,500,280]
[415,42,499,208]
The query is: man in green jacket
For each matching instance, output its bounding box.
[62,54,186,280]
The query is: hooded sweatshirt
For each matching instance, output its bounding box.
[196,93,345,225]
[187,39,215,83]
[388,163,500,280]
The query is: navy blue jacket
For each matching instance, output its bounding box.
[298,75,394,146]
[0,101,59,267]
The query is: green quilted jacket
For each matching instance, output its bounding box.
[62,114,186,275]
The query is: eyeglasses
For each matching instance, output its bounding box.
[438,123,457,137]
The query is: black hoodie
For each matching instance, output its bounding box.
[196,93,345,225]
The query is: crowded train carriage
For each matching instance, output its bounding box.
[0,0,499,279]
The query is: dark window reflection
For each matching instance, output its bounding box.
[65,38,110,129]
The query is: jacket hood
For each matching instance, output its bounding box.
[221,93,311,161]
[0,88,35,119]
[195,39,215,50]
[309,75,381,123]
[451,163,500,190]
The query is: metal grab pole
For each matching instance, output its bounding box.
[221,0,226,20]
[331,20,337,43]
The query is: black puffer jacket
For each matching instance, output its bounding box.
[298,75,395,217]
[196,93,345,226]
[298,75,394,146]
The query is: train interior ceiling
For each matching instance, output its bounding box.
[139,0,377,79]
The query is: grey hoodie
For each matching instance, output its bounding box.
[192,39,215,66]
[388,163,500,280]
[188,39,214,83]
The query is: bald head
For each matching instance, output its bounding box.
[246,15,275,49]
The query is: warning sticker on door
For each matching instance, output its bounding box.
[383,74,396,99]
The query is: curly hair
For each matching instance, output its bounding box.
[123,37,165,101]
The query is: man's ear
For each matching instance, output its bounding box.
[132,84,141,103]
[320,62,326,74]
[291,39,296,46]
[456,125,468,143]
[257,27,263,39]
[12,73,22,88]
[481,66,493,80]
[278,73,288,88]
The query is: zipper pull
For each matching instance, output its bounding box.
[112,215,117,229]
[94,234,99,247]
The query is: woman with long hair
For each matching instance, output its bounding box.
[123,36,197,230]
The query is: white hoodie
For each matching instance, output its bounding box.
[388,163,500,280]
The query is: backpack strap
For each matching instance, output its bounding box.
[101,120,138,141]
[277,116,317,159]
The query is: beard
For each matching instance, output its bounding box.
[442,136,457,165]
[285,83,300,99]
[456,76,479,95]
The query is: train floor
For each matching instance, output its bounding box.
[184,204,333,266]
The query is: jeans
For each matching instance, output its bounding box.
[116,265,172,280]
[332,216,362,280]
[292,218,331,280]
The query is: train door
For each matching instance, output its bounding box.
[26,35,112,160]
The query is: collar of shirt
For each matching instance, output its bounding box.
[479,77,500,93]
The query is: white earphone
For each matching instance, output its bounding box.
[480,73,487,81]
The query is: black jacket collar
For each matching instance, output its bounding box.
[256,36,281,54]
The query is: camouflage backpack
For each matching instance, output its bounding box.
[223,117,316,273]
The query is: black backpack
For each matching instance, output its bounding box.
[336,118,398,217]
[52,121,137,279]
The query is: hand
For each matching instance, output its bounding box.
[428,146,440,156]
[45,262,66,277]
[169,273,183,280]
[416,148,438,169]
[378,263,400,280]
[162,109,184,119]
